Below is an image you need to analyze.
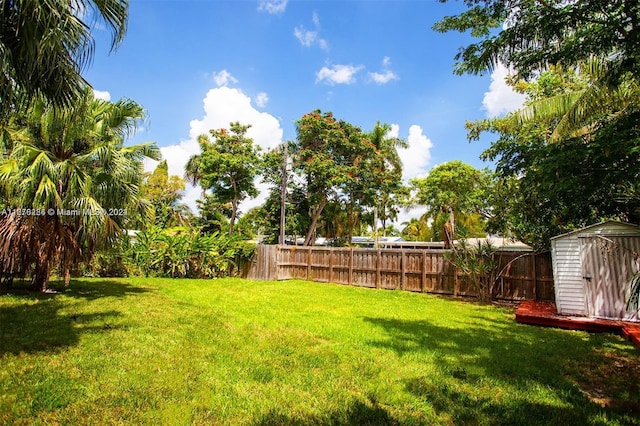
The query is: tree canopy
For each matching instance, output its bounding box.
[185,122,262,235]
[293,110,354,245]
[0,0,129,118]
[410,160,493,243]
[141,161,190,229]
[434,0,640,81]
[469,66,640,248]
[0,90,159,290]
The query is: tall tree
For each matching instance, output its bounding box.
[436,1,640,248]
[293,110,353,246]
[185,122,262,235]
[0,89,159,290]
[141,160,190,228]
[410,161,493,245]
[363,122,407,239]
[0,0,129,118]
[259,143,311,245]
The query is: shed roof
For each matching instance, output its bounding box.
[550,220,640,241]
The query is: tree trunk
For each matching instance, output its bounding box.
[31,262,50,292]
[303,198,328,246]
[279,143,288,245]
[229,197,237,235]
[229,177,238,235]
[63,264,71,288]
[373,206,379,248]
[381,207,387,238]
[347,193,354,245]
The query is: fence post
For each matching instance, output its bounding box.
[275,245,280,281]
[421,251,427,293]
[532,253,538,300]
[453,262,459,297]
[306,247,312,280]
[349,247,354,285]
[328,248,334,283]
[439,253,446,293]
[400,250,406,290]
[376,249,381,289]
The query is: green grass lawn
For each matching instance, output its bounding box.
[1,278,639,425]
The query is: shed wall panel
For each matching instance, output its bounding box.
[552,237,587,315]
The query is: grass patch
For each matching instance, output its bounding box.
[1,277,639,425]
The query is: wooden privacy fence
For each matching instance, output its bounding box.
[247,245,555,301]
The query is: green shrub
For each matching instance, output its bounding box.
[445,239,499,303]
[126,226,256,279]
[77,251,131,278]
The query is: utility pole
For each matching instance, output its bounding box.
[279,143,288,245]
[373,206,379,248]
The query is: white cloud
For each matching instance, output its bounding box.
[294,11,328,50]
[93,89,111,101]
[212,69,238,87]
[316,64,363,85]
[187,87,282,148]
[368,56,399,84]
[399,124,433,181]
[255,92,269,108]
[482,63,526,117]
[386,123,433,227]
[369,70,398,85]
[257,0,287,14]
[150,86,283,214]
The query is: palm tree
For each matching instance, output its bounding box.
[515,58,640,142]
[0,89,160,291]
[401,215,433,242]
[367,122,407,240]
[184,134,209,189]
[0,0,128,118]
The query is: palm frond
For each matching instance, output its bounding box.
[121,141,161,161]
[515,57,640,143]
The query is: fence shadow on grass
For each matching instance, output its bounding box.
[361,316,640,425]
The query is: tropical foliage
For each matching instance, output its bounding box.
[0,90,159,290]
[468,66,640,248]
[283,111,408,246]
[186,123,262,235]
[0,0,129,118]
[140,160,191,228]
[401,216,433,242]
[410,161,492,244]
[127,226,255,279]
[445,239,499,304]
[292,110,355,245]
[434,0,640,82]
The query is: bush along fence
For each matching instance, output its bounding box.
[247,245,555,302]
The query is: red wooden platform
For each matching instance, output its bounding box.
[516,301,640,350]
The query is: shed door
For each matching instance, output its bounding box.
[579,235,638,321]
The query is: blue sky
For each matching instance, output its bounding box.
[84,0,525,225]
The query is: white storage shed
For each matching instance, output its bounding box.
[551,221,640,321]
